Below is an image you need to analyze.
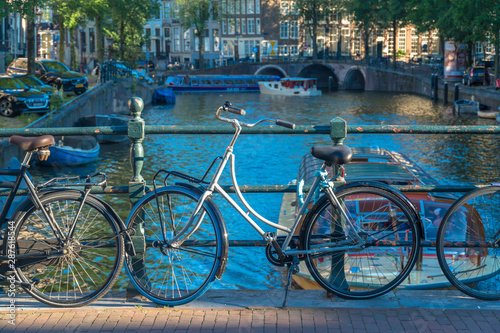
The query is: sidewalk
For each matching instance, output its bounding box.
[2,289,500,332]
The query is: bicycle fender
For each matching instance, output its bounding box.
[174,182,229,279]
[335,181,425,239]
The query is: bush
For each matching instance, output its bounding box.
[396,50,407,60]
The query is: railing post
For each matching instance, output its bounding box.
[443,82,448,105]
[330,117,347,145]
[126,97,147,298]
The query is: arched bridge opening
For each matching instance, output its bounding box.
[254,65,287,77]
[344,68,365,90]
[297,64,337,90]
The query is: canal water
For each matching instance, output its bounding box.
[30,90,500,291]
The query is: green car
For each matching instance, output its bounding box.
[14,75,54,94]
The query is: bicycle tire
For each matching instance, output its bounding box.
[10,191,124,307]
[125,186,225,306]
[300,185,421,299]
[436,186,500,300]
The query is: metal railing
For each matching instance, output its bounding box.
[2,97,500,202]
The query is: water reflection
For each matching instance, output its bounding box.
[29,90,500,290]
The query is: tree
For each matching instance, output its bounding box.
[9,0,50,74]
[293,0,334,60]
[343,0,387,60]
[81,0,109,63]
[177,0,218,69]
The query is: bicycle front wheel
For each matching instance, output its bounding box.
[436,186,500,300]
[11,191,124,307]
[125,186,225,306]
[301,186,420,299]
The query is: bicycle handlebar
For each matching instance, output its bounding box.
[218,101,296,130]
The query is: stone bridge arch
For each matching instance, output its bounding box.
[297,64,338,89]
[254,65,287,77]
[343,67,366,90]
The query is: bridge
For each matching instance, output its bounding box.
[194,59,437,91]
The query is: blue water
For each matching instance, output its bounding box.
[30,90,500,290]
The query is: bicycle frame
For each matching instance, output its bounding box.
[165,109,365,256]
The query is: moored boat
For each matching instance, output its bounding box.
[454,99,478,114]
[75,114,130,143]
[153,89,176,105]
[258,78,322,96]
[38,136,99,167]
[163,74,280,92]
[279,146,493,290]
[477,109,499,119]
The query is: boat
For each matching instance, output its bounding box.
[38,136,99,167]
[477,109,499,119]
[258,78,322,96]
[74,114,130,143]
[278,146,492,290]
[153,88,176,105]
[454,99,479,114]
[163,74,281,92]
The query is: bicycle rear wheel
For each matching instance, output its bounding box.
[125,186,225,306]
[11,191,124,307]
[300,185,421,299]
[436,186,500,300]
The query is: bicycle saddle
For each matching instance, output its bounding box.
[9,135,55,151]
[311,145,353,166]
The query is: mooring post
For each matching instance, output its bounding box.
[443,82,448,105]
[454,83,460,101]
[329,76,333,90]
[430,74,435,99]
[126,96,147,298]
[433,75,439,101]
[330,117,347,146]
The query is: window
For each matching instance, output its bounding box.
[222,20,227,35]
[256,18,260,35]
[353,30,361,55]
[278,46,289,56]
[280,2,289,15]
[291,45,298,55]
[174,28,180,52]
[213,29,219,52]
[398,28,406,52]
[184,30,190,51]
[256,0,260,13]
[341,28,350,55]
[80,30,86,52]
[411,30,418,54]
[41,9,51,22]
[247,0,254,14]
[145,28,151,37]
[290,21,298,39]
[240,0,245,14]
[155,28,160,37]
[164,3,171,18]
[242,19,246,34]
[236,0,240,14]
[164,28,170,38]
[247,19,255,34]
[290,1,298,14]
[228,20,235,34]
[204,29,210,51]
[387,29,394,55]
[280,21,289,39]
[236,19,241,34]
[152,3,160,19]
[89,28,95,53]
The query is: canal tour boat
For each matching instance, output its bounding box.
[163,74,280,92]
[258,77,322,96]
[278,146,493,290]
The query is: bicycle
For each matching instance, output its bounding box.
[0,135,135,307]
[124,101,423,306]
[436,185,500,300]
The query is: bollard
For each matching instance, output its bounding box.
[454,83,460,101]
[329,76,333,90]
[443,82,448,105]
[433,75,438,101]
[126,97,147,298]
[430,74,435,100]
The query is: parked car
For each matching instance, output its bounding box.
[131,70,153,84]
[7,58,88,95]
[0,75,50,117]
[462,67,489,86]
[13,74,53,94]
[496,78,500,91]
[135,60,155,71]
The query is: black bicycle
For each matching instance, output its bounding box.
[0,135,133,307]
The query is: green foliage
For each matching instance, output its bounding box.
[4,54,13,70]
[49,88,64,112]
[395,49,406,59]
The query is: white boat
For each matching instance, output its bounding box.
[258,78,322,96]
[477,109,499,119]
[454,99,478,114]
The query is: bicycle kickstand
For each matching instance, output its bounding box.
[281,256,300,309]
